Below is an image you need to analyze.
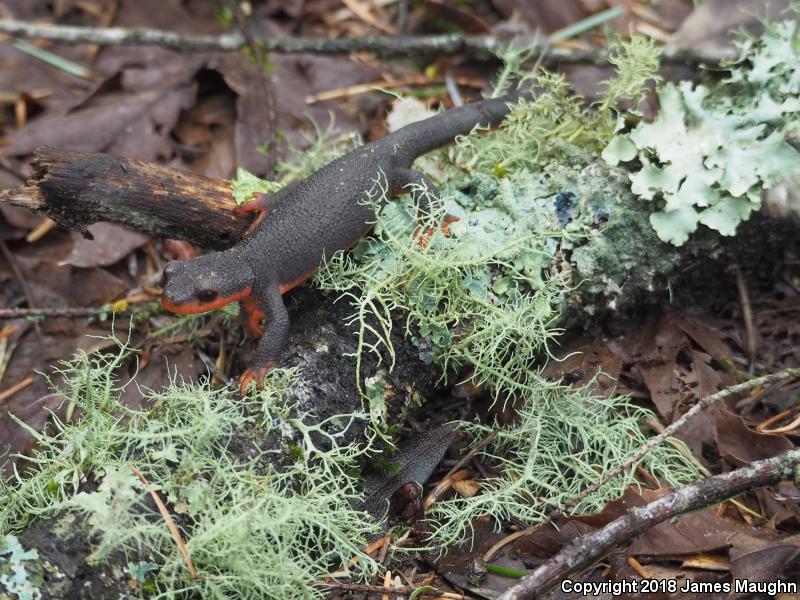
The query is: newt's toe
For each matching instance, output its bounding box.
[441,214,460,237]
[238,361,277,395]
[413,215,459,248]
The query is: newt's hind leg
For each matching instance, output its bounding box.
[395,168,459,247]
[234,192,277,235]
[396,168,438,220]
[239,282,289,394]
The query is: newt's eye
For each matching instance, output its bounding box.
[197,289,218,303]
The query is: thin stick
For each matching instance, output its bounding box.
[222,0,277,173]
[381,569,393,600]
[442,431,495,480]
[304,74,484,104]
[734,263,757,373]
[0,306,126,319]
[0,240,37,313]
[497,446,800,600]
[552,368,799,520]
[129,464,197,578]
[0,19,735,64]
[758,411,800,435]
[341,0,396,34]
[25,217,57,243]
[0,375,34,405]
[321,582,463,598]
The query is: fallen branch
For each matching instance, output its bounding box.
[0,147,248,250]
[0,18,735,64]
[498,446,800,600]
[0,306,126,319]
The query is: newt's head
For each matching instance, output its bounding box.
[161,252,254,314]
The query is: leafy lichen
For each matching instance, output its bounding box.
[0,535,42,600]
[605,17,800,245]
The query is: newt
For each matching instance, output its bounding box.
[162,90,529,394]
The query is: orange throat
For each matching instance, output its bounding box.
[162,286,252,314]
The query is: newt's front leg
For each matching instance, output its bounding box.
[235,192,277,235]
[239,282,289,395]
[240,293,265,338]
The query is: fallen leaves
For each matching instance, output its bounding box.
[63,223,149,268]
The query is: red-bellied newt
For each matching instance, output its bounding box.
[162,90,530,394]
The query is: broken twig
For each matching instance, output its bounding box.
[0,19,735,64]
[129,464,197,578]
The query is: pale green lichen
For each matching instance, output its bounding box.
[1,339,382,599]
[427,381,700,548]
[314,167,578,402]
[230,166,283,205]
[0,535,41,600]
[313,35,664,400]
[311,37,699,544]
[605,18,800,245]
[456,35,661,176]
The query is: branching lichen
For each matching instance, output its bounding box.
[426,380,699,547]
[1,339,382,599]
[456,35,661,176]
[315,168,578,402]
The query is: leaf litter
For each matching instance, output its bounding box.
[0,0,800,597]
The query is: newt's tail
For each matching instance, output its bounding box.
[389,89,532,163]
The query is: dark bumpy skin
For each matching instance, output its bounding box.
[162,91,529,394]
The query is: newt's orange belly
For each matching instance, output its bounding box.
[279,269,317,295]
[162,287,252,314]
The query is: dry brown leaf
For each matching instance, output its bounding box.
[452,479,481,498]
[715,408,794,467]
[64,223,149,268]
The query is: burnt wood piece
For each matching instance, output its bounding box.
[0,147,250,250]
